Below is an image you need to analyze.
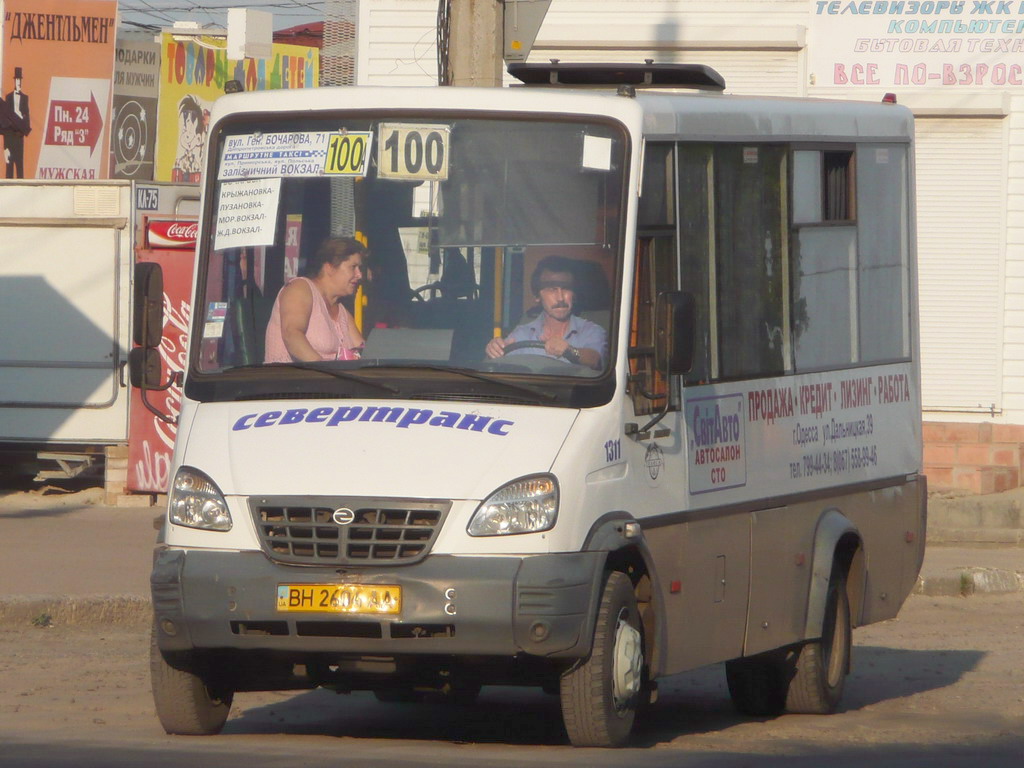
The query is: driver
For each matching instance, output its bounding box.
[485,255,607,370]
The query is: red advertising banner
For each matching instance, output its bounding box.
[0,0,117,179]
[127,231,196,493]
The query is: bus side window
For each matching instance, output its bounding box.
[677,144,789,385]
[855,145,910,363]
[678,145,714,385]
[713,144,789,380]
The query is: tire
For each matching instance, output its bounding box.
[560,571,644,747]
[785,569,851,714]
[150,624,233,735]
[725,653,787,717]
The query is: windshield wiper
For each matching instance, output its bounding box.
[229,362,400,394]
[368,364,557,402]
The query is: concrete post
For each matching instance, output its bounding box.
[448,0,503,87]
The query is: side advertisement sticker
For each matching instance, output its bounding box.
[685,364,916,501]
[688,393,746,494]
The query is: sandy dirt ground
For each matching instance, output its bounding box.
[0,593,1022,766]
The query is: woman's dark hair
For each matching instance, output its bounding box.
[304,237,368,278]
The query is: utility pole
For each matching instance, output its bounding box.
[445,0,550,87]
[447,0,503,87]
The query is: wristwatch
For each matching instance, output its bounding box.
[563,345,582,364]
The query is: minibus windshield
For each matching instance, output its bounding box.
[192,112,626,394]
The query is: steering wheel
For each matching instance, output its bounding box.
[478,339,549,373]
[411,282,440,302]
[502,340,547,354]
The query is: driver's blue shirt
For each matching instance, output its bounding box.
[505,313,608,368]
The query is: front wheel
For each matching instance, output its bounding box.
[150,624,234,735]
[560,571,644,747]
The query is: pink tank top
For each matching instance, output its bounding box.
[264,277,360,363]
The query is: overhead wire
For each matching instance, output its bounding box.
[118,1,326,29]
[125,0,178,27]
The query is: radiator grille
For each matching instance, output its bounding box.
[250,497,449,566]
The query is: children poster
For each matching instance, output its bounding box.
[156,34,319,182]
[0,0,117,180]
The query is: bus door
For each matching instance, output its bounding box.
[629,141,752,673]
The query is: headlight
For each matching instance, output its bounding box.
[168,467,232,531]
[468,475,558,536]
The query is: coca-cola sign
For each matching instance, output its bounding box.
[147,219,198,250]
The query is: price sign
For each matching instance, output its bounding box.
[323,132,373,176]
[378,123,450,181]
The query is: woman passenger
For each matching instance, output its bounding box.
[264,237,367,363]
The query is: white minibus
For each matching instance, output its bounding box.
[135,62,926,747]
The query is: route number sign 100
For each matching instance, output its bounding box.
[323,132,373,176]
[378,123,450,181]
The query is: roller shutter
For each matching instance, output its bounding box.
[915,118,1005,412]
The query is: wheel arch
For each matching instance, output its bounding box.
[804,508,864,640]
[582,513,667,678]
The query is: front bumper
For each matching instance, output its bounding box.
[152,547,604,660]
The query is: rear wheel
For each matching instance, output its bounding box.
[150,624,233,735]
[726,565,851,718]
[560,571,644,747]
[786,569,851,714]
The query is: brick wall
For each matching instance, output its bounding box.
[924,422,1024,494]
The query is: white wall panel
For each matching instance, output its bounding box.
[359,1,438,85]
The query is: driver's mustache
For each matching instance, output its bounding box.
[551,302,570,309]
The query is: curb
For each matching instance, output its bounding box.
[927,527,1024,546]
[914,567,1024,597]
[0,595,150,628]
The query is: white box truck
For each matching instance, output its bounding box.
[0,180,197,493]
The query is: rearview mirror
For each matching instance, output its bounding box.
[128,347,163,389]
[133,262,164,349]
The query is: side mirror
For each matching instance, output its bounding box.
[133,261,164,349]
[128,347,163,389]
[655,291,695,376]
[129,262,179,424]
[127,345,181,423]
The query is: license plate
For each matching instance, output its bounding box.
[277,584,402,614]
